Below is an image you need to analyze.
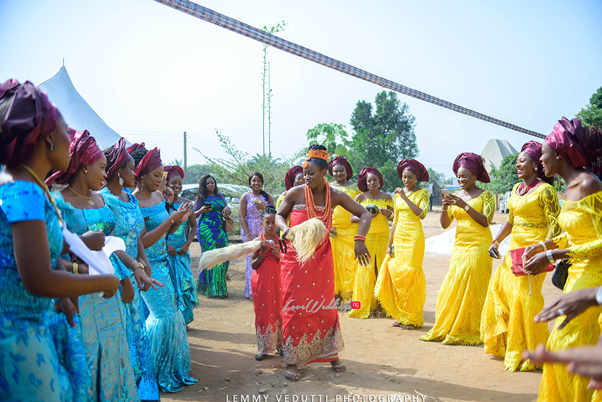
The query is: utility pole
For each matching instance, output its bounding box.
[268,62,271,157]
[183,131,187,181]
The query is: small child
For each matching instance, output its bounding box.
[251,205,284,361]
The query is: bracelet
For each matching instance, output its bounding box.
[596,286,602,306]
[491,240,499,247]
[133,262,145,271]
[354,235,366,242]
[73,261,79,274]
[538,242,548,252]
[546,249,556,264]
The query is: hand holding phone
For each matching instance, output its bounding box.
[441,189,450,199]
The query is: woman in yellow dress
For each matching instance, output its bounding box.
[329,156,360,306]
[420,152,495,345]
[275,166,305,212]
[349,167,393,318]
[481,141,561,372]
[376,159,430,329]
[522,117,602,401]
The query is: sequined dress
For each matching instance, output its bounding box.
[375,189,429,327]
[481,183,560,372]
[100,187,160,401]
[167,202,199,325]
[348,197,393,318]
[0,181,88,402]
[420,190,495,345]
[54,191,139,402]
[139,200,197,393]
[242,193,268,299]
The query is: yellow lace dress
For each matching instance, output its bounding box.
[420,190,495,345]
[481,183,561,372]
[349,197,393,318]
[537,191,602,402]
[330,183,360,305]
[375,189,429,327]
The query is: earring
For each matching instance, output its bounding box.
[50,144,55,151]
[118,173,124,186]
[556,156,561,160]
[534,167,538,171]
[84,168,88,174]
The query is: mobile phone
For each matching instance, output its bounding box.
[162,172,168,180]
[488,248,501,259]
[203,203,212,208]
[441,189,450,198]
[390,245,395,257]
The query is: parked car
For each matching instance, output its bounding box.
[498,191,511,213]
[179,183,245,206]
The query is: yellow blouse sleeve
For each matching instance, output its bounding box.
[566,192,602,260]
[482,191,495,225]
[417,189,429,220]
[276,192,285,211]
[538,185,561,239]
[392,194,400,226]
[553,232,569,249]
[507,184,518,225]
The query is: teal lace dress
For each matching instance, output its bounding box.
[100,188,160,401]
[0,181,88,402]
[195,194,229,298]
[139,200,197,392]
[54,191,139,402]
[166,201,199,325]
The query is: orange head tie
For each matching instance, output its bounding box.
[302,148,329,168]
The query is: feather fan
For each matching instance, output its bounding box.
[199,241,263,271]
[287,218,327,264]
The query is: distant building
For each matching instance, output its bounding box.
[480,139,518,173]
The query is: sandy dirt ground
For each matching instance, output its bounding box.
[163,210,562,402]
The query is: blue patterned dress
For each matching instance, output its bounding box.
[139,200,197,393]
[0,181,87,402]
[166,202,199,325]
[195,194,229,298]
[101,188,160,401]
[54,191,139,402]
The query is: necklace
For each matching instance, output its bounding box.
[19,164,64,226]
[68,184,95,205]
[305,182,333,232]
[517,177,541,196]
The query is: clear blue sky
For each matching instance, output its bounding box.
[1,0,601,177]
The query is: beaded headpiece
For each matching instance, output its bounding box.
[302,148,329,168]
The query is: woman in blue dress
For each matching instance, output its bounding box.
[131,147,198,393]
[194,174,232,298]
[48,129,140,401]
[0,79,119,402]
[164,165,199,326]
[102,138,163,401]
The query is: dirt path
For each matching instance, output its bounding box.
[164,211,561,401]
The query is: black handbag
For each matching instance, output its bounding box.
[552,259,570,290]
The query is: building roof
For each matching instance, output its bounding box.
[480,139,518,172]
[39,67,127,149]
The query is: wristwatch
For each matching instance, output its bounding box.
[464,205,470,211]
[73,261,79,274]
[546,249,556,264]
[596,286,602,305]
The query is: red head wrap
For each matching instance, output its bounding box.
[520,140,553,183]
[546,117,599,169]
[285,165,303,191]
[0,79,59,166]
[164,165,184,182]
[328,156,353,181]
[397,159,429,182]
[105,137,130,180]
[135,147,163,178]
[127,142,146,154]
[453,152,490,183]
[358,167,384,192]
[46,128,104,185]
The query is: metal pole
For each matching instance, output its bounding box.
[183,131,188,181]
[268,62,271,157]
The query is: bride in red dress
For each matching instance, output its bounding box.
[276,145,373,381]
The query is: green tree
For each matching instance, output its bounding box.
[576,86,602,128]
[349,91,418,191]
[487,153,520,194]
[168,158,183,167]
[306,123,351,157]
[185,164,213,185]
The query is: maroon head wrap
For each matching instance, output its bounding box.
[135,147,163,178]
[328,156,353,181]
[46,129,104,185]
[358,167,384,192]
[164,165,184,182]
[126,142,146,154]
[397,159,429,182]
[546,117,601,169]
[284,165,303,191]
[453,152,490,183]
[520,140,553,183]
[0,79,59,166]
[105,137,130,180]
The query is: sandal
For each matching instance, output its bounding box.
[255,353,267,361]
[400,324,417,330]
[276,348,284,356]
[284,370,300,381]
[392,321,402,327]
[332,364,346,373]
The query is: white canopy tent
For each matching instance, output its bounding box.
[39,67,127,149]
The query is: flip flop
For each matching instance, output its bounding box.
[285,371,300,381]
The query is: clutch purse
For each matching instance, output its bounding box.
[509,247,554,276]
[365,204,379,214]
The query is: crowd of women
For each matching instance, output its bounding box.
[1,77,601,402]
